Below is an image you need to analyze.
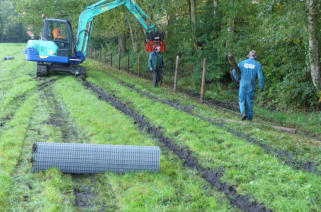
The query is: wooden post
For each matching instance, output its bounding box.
[99,49,102,63]
[200,58,207,103]
[90,48,92,59]
[104,51,106,65]
[137,55,140,77]
[127,54,130,72]
[118,53,121,70]
[110,53,113,67]
[94,49,96,60]
[173,55,179,92]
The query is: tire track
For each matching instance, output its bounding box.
[8,79,62,210]
[0,79,57,131]
[81,80,272,212]
[40,82,116,211]
[95,74,321,176]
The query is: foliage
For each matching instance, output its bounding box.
[84,59,321,212]
[11,0,321,109]
[0,0,29,42]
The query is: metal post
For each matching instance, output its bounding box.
[138,55,140,77]
[173,55,179,92]
[200,58,207,103]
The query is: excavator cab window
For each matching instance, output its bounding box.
[43,19,74,57]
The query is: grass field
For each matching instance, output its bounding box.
[0,44,320,211]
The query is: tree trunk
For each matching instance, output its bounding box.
[128,21,138,53]
[188,0,197,51]
[213,0,218,15]
[306,0,321,91]
[118,34,127,54]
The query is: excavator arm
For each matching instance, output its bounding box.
[77,0,162,56]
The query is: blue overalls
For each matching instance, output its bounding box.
[232,58,264,120]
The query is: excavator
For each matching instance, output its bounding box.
[25,0,166,78]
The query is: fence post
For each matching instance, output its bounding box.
[110,53,113,67]
[200,58,207,103]
[118,53,121,70]
[127,54,130,72]
[173,55,179,92]
[104,51,106,65]
[138,55,140,77]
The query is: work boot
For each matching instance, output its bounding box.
[241,113,247,121]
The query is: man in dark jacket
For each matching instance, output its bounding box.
[148,45,164,88]
[232,50,264,120]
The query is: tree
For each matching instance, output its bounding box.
[306,0,321,91]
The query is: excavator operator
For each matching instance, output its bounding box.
[52,26,65,40]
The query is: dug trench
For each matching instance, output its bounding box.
[38,80,116,211]
[96,72,321,176]
[81,80,272,212]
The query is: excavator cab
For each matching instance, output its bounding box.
[43,19,75,57]
[145,31,166,52]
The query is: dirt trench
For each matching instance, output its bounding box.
[82,80,272,212]
[99,75,321,176]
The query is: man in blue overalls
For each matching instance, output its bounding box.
[232,50,264,120]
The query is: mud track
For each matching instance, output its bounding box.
[41,80,80,141]
[0,79,57,131]
[40,81,114,211]
[82,80,272,212]
[102,76,321,175]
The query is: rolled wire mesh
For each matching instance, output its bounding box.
[32,142,160,173]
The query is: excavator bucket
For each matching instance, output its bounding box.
[145,31,166,52]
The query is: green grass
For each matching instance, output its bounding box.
[0,95,37,207]
[1,43,320,211]
[85,60,321,170]
[53,76,237,211]
[88,57,321,138]
[84,61,321,212]
[0,44,74,211]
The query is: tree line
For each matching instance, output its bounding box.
[11,0,321,109]
[0,0,29,43]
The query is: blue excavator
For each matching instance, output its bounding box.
[25,0,165,78]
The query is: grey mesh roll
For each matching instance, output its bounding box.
[32,142,160,173]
